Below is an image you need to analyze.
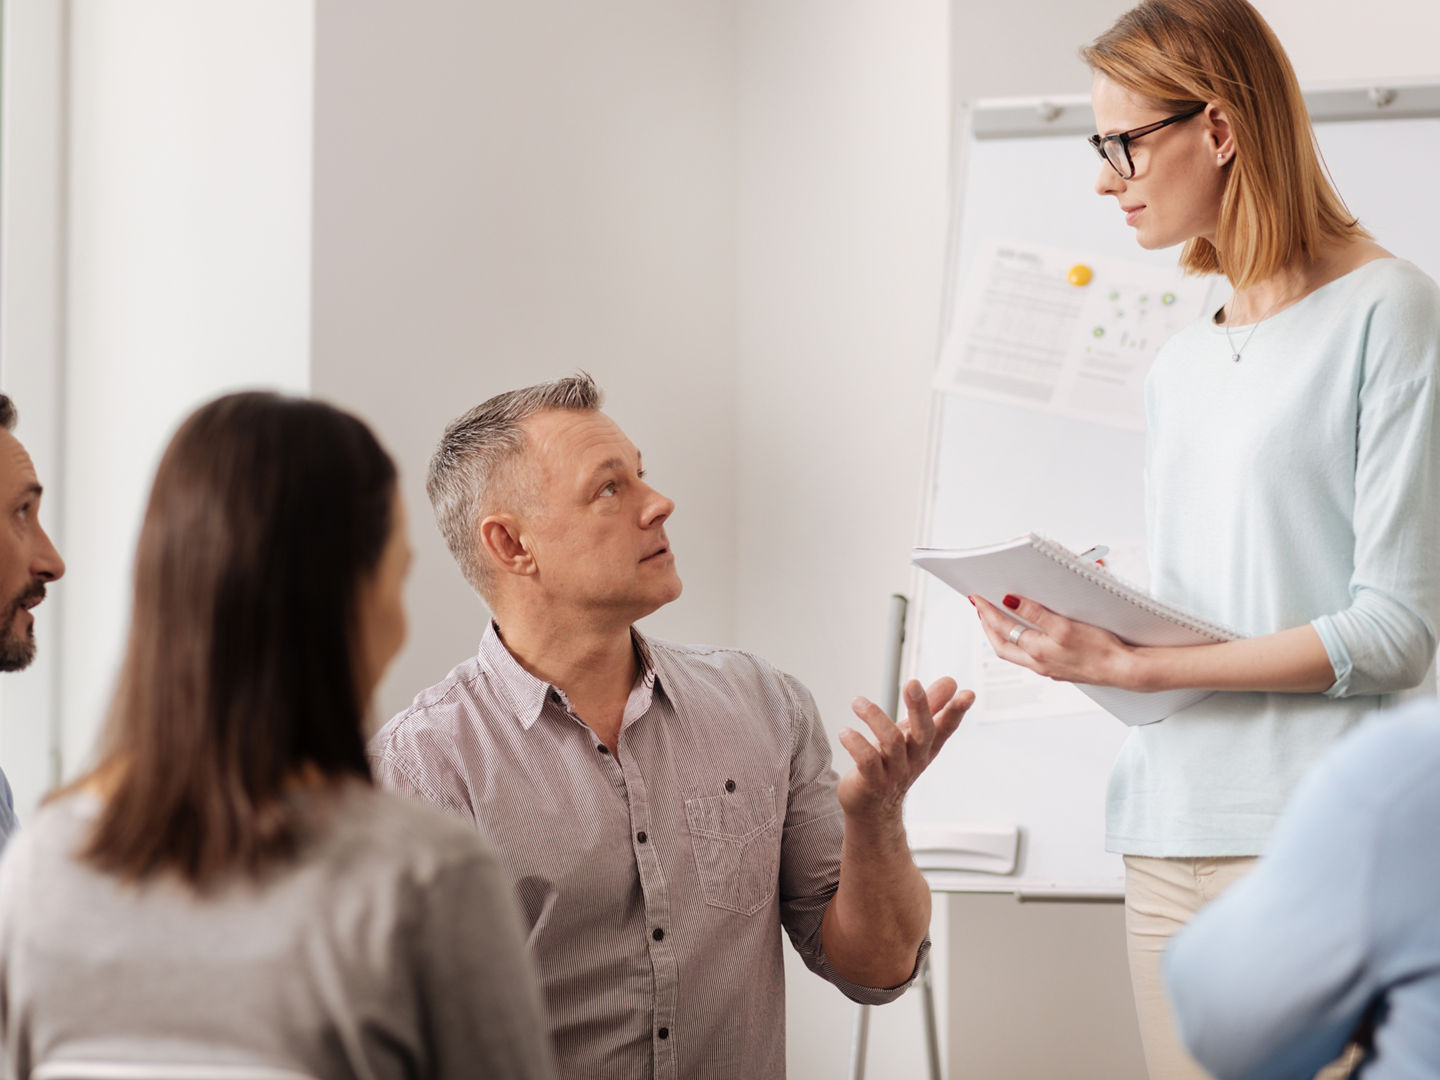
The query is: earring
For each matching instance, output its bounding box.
[1217,153,1228,164]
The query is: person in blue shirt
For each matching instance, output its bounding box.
[1165,699,1440,1079]
[0,393,66,845]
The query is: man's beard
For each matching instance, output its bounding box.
[0,582,44,673]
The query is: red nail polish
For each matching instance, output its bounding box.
[968,595,976,607]
[1003,594,1020,610]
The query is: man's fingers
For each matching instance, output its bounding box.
[844,683,975,806]
[930,688,975,752]
[923,676,959,717]
[851,696,906,762]
[837,725,882,776]
[904,680,937,746]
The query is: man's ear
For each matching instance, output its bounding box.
[479,514,536,579]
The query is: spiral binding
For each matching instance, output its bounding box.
[1030,535,1244,643]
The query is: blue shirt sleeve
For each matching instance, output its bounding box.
[0,767,17,850]
[1163,720,1393,1078]
[1165,701,1440,1079]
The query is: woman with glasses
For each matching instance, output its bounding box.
[972,0,1440,1076]
[0,394,556,1080]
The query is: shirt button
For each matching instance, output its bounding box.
[597,745,610,755]
[637,831,648,844]
[725,779,736,792]
[652,928,665,941]
[658,1027,670,1040]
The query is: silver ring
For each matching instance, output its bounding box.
[1007,624,1026,646]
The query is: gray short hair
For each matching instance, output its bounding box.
[0,395,15,432]
[428,373,603,597]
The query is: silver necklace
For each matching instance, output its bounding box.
[1223,294,1283,362]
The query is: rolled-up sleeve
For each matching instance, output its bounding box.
[1315,281,1440,698]
[775,673,929,1004]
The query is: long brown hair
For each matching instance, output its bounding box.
[78,392,397,887]
[1082,0,1367,289]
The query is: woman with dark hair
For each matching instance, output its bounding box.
[0,393,556,1079]
[970,0,1440,1075]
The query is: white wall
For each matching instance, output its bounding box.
[309,0,741,724]
[0,0,69,820]
[1264,1,1440,85]
[735,2,955,1076]
[58,0,314,776]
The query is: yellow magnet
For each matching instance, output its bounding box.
[1067,264,1094,286]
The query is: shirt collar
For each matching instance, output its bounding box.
[479,620,663,731]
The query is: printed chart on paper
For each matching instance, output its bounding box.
[935,239,1215,431]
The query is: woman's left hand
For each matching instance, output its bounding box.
[972,593,1141,690]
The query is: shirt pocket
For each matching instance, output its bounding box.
[684,784,780,916]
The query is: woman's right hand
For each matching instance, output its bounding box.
[974,593,1340,696]
[972,593,1143,690]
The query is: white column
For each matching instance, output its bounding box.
[58,0,315,777]
[0,0,70,816]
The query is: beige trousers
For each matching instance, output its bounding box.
[1124,855,1362,1080]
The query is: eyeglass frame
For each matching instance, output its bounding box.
[1088,103,1207,179]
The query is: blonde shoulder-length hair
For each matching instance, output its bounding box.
[1082,0,1367,290]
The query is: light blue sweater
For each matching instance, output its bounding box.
[1166,699,1440,1079]
[1107,258,1440,856]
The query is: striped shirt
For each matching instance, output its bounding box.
[369,622,925,1080]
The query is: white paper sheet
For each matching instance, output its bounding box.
[970,632,1091,724]
[935,239,1216,431]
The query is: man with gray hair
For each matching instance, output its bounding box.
[0,394,66,844]
[370,373,972,1078]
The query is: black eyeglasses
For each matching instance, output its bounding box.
[1088,104,1206,179]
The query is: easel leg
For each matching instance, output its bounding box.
[921,953,942,1080]
[847,1002,871,1080]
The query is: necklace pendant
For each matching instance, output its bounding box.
[1232,353,1241,363]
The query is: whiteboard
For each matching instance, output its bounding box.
[906,84,1440,897]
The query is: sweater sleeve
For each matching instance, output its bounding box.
[418,846,558,1080]
[0,826,37,1080]
[1314,274,1440,698]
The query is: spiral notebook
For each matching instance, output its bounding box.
[912,534,1245,725]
